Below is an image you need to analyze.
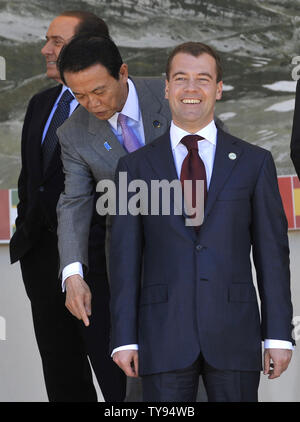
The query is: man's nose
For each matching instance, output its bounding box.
[184,79,199,91]
[88,95,101,109]
[41,40,52,56]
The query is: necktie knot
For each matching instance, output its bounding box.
[59,89,74,105]
[118,112,127,126]
[181,134,203,151]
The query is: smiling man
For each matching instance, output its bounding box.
[41,15,80,81]
[109,42,294,402]
[9,11,127,402]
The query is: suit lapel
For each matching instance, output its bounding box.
[144,132,197,239]
[132,78,170,144]
[88,113,127,170]
[203,129,243,221]
[145,132,178,182]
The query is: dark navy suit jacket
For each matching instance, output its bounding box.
[110,128,294,376]
[291,79,300,179]
[10,85,106,277]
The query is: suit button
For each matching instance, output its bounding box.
[196,244,204,251]
[39,186,44,192]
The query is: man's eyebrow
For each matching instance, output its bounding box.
[92,85,106,91]
[45,35,64,41]
[73,86,106,96]
[172,71,213,79]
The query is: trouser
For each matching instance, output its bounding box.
[20,229,125,402]
[142,353,260,402]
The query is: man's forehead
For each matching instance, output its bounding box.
[46,16,80,38]
[171,52,215,65]
[169,52,217,76]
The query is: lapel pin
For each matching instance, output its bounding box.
[153,120,161,128]
[104,141,112,151]
[228,152,237,160]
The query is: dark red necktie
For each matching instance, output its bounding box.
[180,135,207,226]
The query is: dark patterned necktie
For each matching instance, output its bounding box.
[118,112,141,153]
[42,89,74,173]
[180,135,207,227]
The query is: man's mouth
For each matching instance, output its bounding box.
[94,110,108,117]
[181,99,201,104]
[47,61,56,65]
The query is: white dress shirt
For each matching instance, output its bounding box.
[62,79,144,288]
[112,120,293,355]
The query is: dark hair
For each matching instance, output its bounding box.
[58,34,123,85]
[59,10,109,38]
[166,42,222,83]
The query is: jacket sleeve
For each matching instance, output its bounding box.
[109,157,144,350]
[251,150,294,344]
[291,79,300,179]
[14,95,36,229]
[56,125,95,276]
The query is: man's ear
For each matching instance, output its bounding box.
[216,80,223,101]
[165,79,169,100]
[119,63,129,81]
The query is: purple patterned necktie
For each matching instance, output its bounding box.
[118,113,141,153]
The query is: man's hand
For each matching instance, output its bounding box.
[65,274,92,326]
[264,348,292,379]
[113,350,139,378]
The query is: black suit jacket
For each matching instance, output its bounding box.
[291,79,300,179]
[10,85,106,278]
[110,128,294,376]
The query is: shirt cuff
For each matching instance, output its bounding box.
[111,344,139,357]
[264,339,294,350]
[61,262,83,292]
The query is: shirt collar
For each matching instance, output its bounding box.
[108,78,140,131]
[170,119,217,150]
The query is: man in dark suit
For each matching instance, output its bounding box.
[9,11,125,402]
[291,79,300,178]
[110,42,294,402]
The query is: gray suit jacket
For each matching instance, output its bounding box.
[57,77,171,275]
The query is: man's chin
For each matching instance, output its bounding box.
[46,69,61,82]
[94,111,113,120]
